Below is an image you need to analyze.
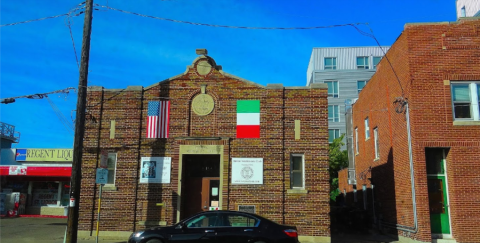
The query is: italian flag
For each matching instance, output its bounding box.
[236,100,260,138]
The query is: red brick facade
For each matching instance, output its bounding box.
[339,19,480,243]
[79,55,330,240]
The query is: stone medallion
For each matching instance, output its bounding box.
[196,60,212,76]
[192,93,214,116]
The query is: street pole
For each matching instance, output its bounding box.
[96,184,103,243]
[66,0,94,242]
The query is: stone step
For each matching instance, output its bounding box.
[433,239,456,243]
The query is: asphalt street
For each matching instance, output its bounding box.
[0,216,400,243]
[0,217,127,243]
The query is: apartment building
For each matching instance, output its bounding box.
[306,47,389,145]
[456,0,480,18]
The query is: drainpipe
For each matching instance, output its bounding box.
[382,101,418,233]
[371,184,376,225]
[282,87,286,224]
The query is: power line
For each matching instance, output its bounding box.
[3,87,75,102]
[64,2,88,69]
[349,24,405,98]
[94,4,365,30]
[0,3,86,27]
[0,13,71,27]
[46,96,75,134]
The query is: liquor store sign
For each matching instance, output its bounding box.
[15,149,73,162]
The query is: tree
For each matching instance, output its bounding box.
[329,134,348,201]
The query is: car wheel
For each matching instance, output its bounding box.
[145,239,162,243]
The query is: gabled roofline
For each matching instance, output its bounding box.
[88,55,325,92]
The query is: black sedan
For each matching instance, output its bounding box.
[128,210,299,243]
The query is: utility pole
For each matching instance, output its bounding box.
[66,0,93,242]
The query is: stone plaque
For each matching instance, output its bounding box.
[238,205,256,214]
[192,94,214,116]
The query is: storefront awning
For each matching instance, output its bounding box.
[0,166,72,177]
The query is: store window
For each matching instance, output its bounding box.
[1,181,28,193]
[32,182,58,206]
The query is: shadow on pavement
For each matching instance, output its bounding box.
[330,206,399,243]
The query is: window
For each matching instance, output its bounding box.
[290,154,304,188]
[373,56,382,69]
[328,105,340,122]
[324,57,337,70]
[226,213,259,227]
[451,82,480,121]
[328,129,340,143]
[107,153,117,185]
[186,213,220,228]
[355,128,359,154]
[31,182,63,206]
[357,56,369,69]
[374,127,379,159]
[324,81,339,98]
[365,117,370,140]
[357,81,367,93]
[461,6,466,17]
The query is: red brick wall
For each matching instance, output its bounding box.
[79,56,330,237]
[349,19,480,242]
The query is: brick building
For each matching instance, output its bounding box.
[78,51,331,242]
[338,18,480,243]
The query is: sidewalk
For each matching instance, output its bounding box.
[1,216,401,243]
[0,216,128,243]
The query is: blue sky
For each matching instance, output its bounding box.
[1,0,456,148]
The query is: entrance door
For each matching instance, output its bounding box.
[182,155,220,220]
[425,148,450,235]
[201,178,220,211]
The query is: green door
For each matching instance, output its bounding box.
[426,148,450,235]
[427,175,450,234]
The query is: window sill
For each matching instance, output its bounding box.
[365,138,370,141]
[453,120,480,126]
[374,158,380,162]
[102,185,117,191]
[355,153,359,156]
[287,189,308,194]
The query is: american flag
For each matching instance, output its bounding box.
[147,100,170,138]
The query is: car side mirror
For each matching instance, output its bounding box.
[177,222,187,230]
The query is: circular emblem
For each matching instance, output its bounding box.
[241,166,254,180]
[192,94,215,116]
[196,60,212,76]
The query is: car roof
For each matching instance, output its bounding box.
[198,210,272,221]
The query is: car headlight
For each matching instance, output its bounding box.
[131,231,144,238]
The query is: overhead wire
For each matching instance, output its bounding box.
[93,4,365,30]
[46,96,75,135]
[64,2,87,70]
[0,13,71,27]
